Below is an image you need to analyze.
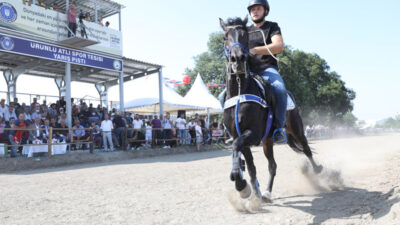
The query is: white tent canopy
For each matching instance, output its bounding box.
[124,74,201,114]
[184,74,223,115]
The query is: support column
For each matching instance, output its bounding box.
[118,10,122,32]
[65,63,72,128]
[158,69,164,117]
[119,72,124,112]
[3,70,19,104]
[94,0,98,24]
[55,77,67,97]
[95,83,109,109]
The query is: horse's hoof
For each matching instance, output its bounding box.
[314,165,323,174]
[239,183,252,199]
[262,191,273,203]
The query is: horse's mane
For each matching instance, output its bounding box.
[225,17,247,28]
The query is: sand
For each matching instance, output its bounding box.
[0,134,399,225]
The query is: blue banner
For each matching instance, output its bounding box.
[0,33,123,72]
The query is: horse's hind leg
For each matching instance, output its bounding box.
[242,147,262,198]
[262,138,276,203]
[286,109,323,173]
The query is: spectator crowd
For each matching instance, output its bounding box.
[0,97,226,158]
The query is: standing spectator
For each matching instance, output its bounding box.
[175,113,186,145]
[105,21,110,27]
[203,115,210,144]
[133,114,143,130]
[112,112,125,147]
[151,114,162,145]
[67,2,78,37]
[0,99,8,118]
[162,112,173,148]
[195,121,203,151]
[13,98,21,111]
[4,107,16,123]
[17,103,26,116]
[0,116,5,141]
[101,113,113,151]
[30,98,38,111]
[187,118,196,144]
[10,113,32,157]
[58,96,66,110]
[145,121,152,148]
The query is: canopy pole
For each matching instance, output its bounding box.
[65,63,72,128]
[158,69,164,117]
[119,71,124,112]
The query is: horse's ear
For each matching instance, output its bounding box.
[219,18,226,31]
[243,15,248,26]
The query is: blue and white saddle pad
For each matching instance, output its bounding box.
[253,77,296,111]
[224,93,296,111]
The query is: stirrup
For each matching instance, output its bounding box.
[273,128,287,144]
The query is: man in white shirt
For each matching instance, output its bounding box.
[162,112,173,148]
[101,113,114,151]
[133,114,143,129]
[175,113,186,145]
[0,99,8,118]
[4,106,16,123]
[187,118,196,144]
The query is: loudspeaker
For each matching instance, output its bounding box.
[177,110,186,118]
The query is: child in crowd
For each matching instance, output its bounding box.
[145,121,152,148]
[195,121,203,151]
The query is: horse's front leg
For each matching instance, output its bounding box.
[230,130,259,199]
[242,146,262,198]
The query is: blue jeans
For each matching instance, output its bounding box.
[218,66,287,128]
[9,135,18,158]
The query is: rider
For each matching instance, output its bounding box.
[247,0,287,141]
[219,0,287,143]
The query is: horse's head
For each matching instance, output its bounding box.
[219,16,249,75]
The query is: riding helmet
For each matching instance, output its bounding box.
[247,0,270,13]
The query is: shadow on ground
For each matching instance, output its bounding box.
[273,186,399,225]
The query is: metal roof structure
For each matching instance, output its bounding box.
[0,51,162,86]
[43,0,125,19]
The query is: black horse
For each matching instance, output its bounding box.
[220,16,323,202]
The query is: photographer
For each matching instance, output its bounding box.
[67,2,78,37]
[79,10,88,39]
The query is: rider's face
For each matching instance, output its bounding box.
[250,5,267,21]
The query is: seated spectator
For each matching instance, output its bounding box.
[17,103,26,116]
[3,117,14,143]
[4,107,16,123]
[36,0,48,9]
[41,100,48,112]
[10,113,32,157]
[13,98,21,111]
[29,117,44,144]
[0,99,8,118]
[50,2,61,12]
[24,107,32,121]
[72,120,86,150]
[90,121,101,148]
[105,21,110,27]
[55,119,68,142]
[31,105,42,121]
[58,112,67,124]
[41,119,51,143]
[48,103,57,119]
[49,117,58,128]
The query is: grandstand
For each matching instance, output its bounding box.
[0,0,162,128]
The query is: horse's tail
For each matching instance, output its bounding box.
[285,91,312,154]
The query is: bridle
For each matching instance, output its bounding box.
[223,25,250,95]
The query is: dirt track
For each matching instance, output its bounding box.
[1,134,399,225]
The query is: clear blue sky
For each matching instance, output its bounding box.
[1,0,399,121]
